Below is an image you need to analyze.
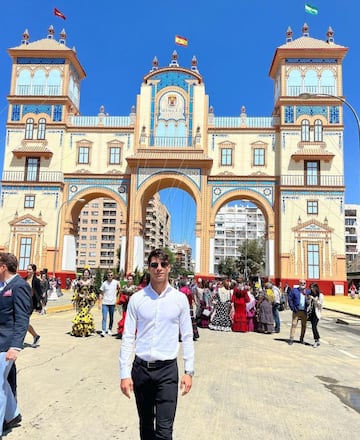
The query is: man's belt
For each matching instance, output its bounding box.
[135,356,176,370]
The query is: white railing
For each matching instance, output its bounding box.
[214,117,274,128]
[2,170,64,182]
[69,115,131,127]
[281,174,344,186]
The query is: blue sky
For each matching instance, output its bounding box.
[1,1,360,252]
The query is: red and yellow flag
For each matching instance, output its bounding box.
[175,35,188,47]
[54,7,66,20]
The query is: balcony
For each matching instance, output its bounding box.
[280,175,344,187]
[2,170,64,183]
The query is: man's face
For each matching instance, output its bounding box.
[149,258,170,283]
[299,280,306,290]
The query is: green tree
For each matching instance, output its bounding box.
[237,238,265,279]
[217,256,238,279]
[94,267,103,295]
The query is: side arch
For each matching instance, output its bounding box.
[209,189,276,278]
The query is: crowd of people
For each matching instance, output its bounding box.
[0,248,327,439]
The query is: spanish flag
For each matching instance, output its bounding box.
[175,35,188,47]
[54,7,66,20]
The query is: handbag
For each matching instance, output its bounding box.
[202,309,211,317]
[306,299,313,321]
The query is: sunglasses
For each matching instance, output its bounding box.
[150,261,169,269]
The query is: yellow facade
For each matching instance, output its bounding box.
[0,25,347,292]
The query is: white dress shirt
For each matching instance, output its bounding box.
[119,283,194,379]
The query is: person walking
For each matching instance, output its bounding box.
[307,282,324,348]
[270,281,281,333]
[288,279,310,345]
[119,249,194,440]
[23,264,41,347]
[0,252,32,439]
[98,271,119,337]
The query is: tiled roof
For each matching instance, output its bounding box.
[11,38,72,51]
[279,36,346,50]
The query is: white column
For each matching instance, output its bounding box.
[120,236,127,272]
[133,235,144,272]
[208,237,214,274]
[61,234,77,271]
[267,238,275,279]
[195,236,201,273]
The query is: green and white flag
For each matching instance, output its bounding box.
[305,3,318,15]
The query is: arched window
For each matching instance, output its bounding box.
[320,69,336,95]
[304,70,318,94]
[48,70,61,95]
[314,119,323,142]
[33,69,46,95]
[287,70,302,96]
[301,119,310,142]
[25,118,34,139]
[37,118,46,139]
[17,69,31,95]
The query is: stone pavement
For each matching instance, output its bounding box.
[7,292,360,440]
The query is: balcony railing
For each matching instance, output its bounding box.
[281,174,344,186]
[287,86,336,97]
[68,115,131,127]
[2,170,64,183]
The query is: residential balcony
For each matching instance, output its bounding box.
[280,175,344,187]
[2,170,64,183]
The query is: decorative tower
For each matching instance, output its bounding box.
[269,25,348,288]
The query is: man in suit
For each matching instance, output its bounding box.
[288,279,310,345]
[0,252,32,439]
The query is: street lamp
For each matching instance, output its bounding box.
[298,93,360,146]
[52,197,85,276]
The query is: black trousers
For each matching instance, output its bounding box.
[132,358,178,440]
[310,313,320,341]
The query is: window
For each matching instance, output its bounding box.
[25,118,34,139]
[109,147,121,165]
[221,148,232,166]
[19,237,32,270]
[24,195,35,208]
[253,148,265,166]
[307,200,318,215]
[314,119,323,142]
[25,157,40,181]
[78,146,89,164]
[307,243,320,279]
[37,118,46,139]
[305,161,319,186]
[301,119,310,142]
[91,219,98,224]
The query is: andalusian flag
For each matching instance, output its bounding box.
[305,3,318,15]
[175,35,188,47]
[54,7,66,20]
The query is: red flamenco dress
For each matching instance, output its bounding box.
[231,287,250,332]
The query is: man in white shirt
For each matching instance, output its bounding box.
[119,249,194,440]
[98,271,119,337]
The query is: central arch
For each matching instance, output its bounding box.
[127,172,204,272]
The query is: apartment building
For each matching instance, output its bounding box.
[77,193,170,271]
[169,243,193,272]
[214,204,265,274]
[344,204,360,270]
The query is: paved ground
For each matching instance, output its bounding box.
[5,293,360,440]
